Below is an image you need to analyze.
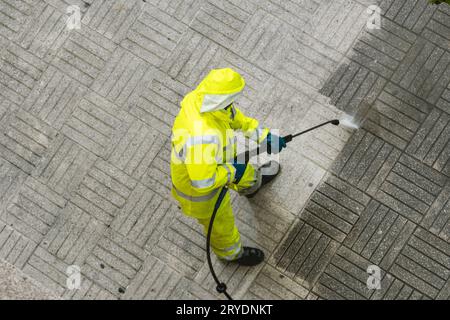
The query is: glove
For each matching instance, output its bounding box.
[231,162,247,184]
[265,133,286,154]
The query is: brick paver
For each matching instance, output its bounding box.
[0,0,449,299]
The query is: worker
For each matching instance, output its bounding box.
[170,68,286,266]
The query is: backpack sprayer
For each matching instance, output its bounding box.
[206,119,342,300]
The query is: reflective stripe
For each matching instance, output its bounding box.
[191,174,216,189]
[221,164,234,184]
[222,242,241,254]
[173,184,219,202]
[221,245,242,261]
[186,135,220,147]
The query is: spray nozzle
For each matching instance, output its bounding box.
[331,119,340,125]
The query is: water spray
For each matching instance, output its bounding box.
[206,118,356,300]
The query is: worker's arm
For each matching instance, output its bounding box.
[230,105,269,144]
[184,135,236,194]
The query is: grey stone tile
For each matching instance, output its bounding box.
[392,38,450,104]
[243,264,309,300]
[422,181,450,241]
[17,1,70,63]
[321,60,387,116]
[82,229,147,298]
[147,0,207,25]
[0,0,38,41]
[151,213,205,278]
[22,66,87,130]
[194,250,264,299]
[124,255,182,299]
[231,9,293,74]
[121,3,188,67]
[344,199,416,269]
[407,108,450,176]
[364,83,433,150]
[0,259,58,300]
[111,184,176,249]
[51,26,116,86]
[160,29,226,88]
[40,201,107,266]
[349,18,417,79]
[313,246,383,300]
[61,90,135,158]
[389,227,450,299]
[82,0,143,44]
[0,41,47,107]
[272,219,340,289]
[231,193,295,254]
[0,221,37,269]
[256,0,320,32]
[190,0,257,49]
[70,159,137,225]
[129,70,190,137]
[140,140,173,199]
[275,32,343,94]
[421,5,450,51]
[33,135,97,199]
[300,175,370,242]
[305,0,369,54]
[91,48,154,108]
[374,154,447,223]
[0,157,28,213]
[370,273,426,300]
[169,276,217,300]
[381,0,437,33]
[107,119,166,180]
[0,177,66,243]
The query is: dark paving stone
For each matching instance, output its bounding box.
[345,199,416,269]
[299,175,370,242]
[390,227,450,299]
[363,82,433,150]
[373,154,447,223]
[392,37,450,104]
[407,108,450,176]
[312,246,380,300]
[272,220,340,289]
[422,181,450,241]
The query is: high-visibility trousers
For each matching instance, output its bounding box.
[174,164,261,260]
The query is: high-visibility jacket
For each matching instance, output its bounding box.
[170,68,269,218]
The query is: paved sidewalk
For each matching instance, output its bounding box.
[0,0,448,299]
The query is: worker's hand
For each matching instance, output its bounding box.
[265,133,287,154]
[231,162,247,184]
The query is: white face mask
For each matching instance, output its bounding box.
[200,92,241,113]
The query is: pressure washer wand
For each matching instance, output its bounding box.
[239,119,340,163]
[206,119,341,300]
[283,119,340,142]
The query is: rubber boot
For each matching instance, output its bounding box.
[246,161,280,198]
[233,247,265,266]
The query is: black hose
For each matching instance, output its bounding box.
[206,186,233,300]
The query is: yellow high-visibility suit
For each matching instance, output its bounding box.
[170,68,269,260]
